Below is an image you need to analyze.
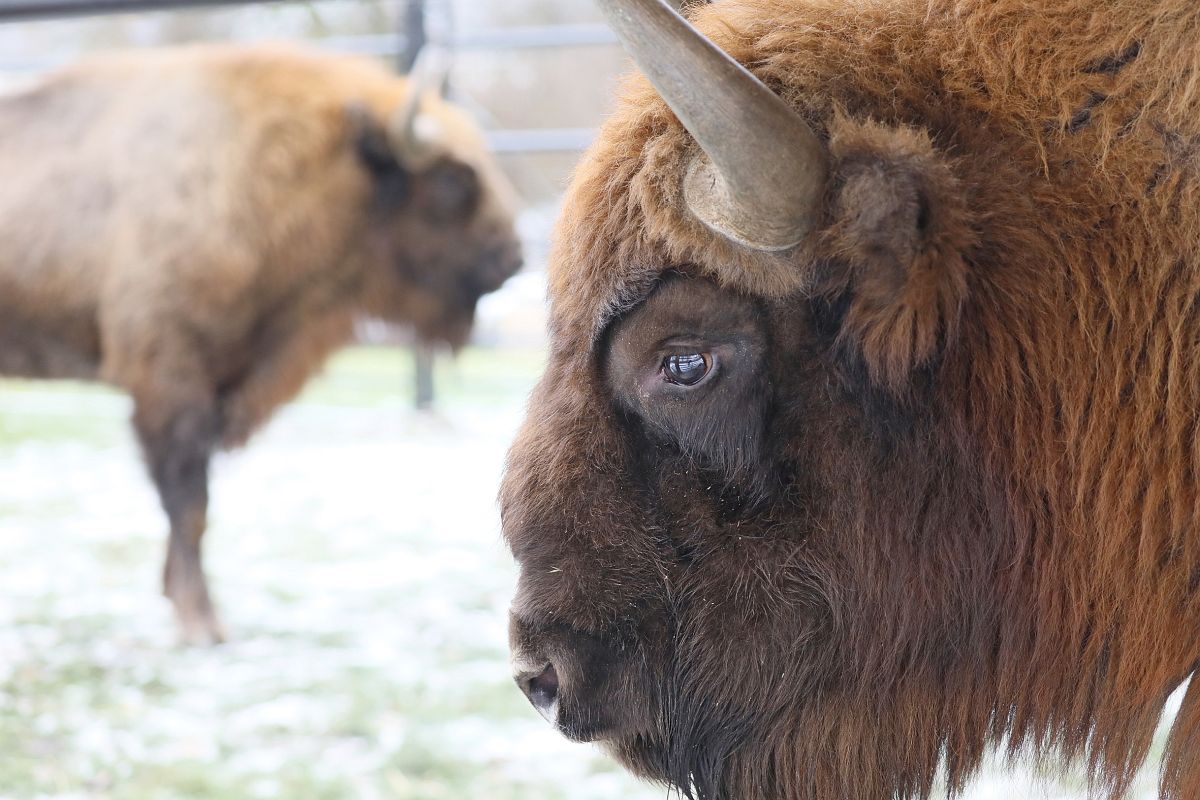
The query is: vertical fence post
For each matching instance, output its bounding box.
[400,0,435,410]
[413,342,436,410]
[399,0,424,70]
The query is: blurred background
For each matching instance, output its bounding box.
[0,1,1167,798]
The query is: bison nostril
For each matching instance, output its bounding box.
[518,663,560,722]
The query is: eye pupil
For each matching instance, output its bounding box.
[663,353,711,386]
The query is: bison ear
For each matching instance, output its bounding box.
[347,104,411,206]
[820,117,973,392]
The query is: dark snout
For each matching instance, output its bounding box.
[509,613,654,743]
[494,238,524,285]
[477,235,524,295]
[514,661,560,724]
[419,237,523,350]
[510,614,584,738]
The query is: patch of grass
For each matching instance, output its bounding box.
[383,738,568,800]
[0,380,127,447]
[0,345,667,800]
[297,345,546,408]
[111,761,356,800]
[0,345,546,431]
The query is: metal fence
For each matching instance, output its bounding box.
[0,0,282,18]
[0,0,617,156]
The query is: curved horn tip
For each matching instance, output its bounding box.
[596,0,827,252]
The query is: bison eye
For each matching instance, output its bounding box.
[662,353,712,386]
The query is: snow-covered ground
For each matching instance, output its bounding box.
[0,347,1166,799]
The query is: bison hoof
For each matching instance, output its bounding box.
[164,578,227,646]
[174,607,228,647]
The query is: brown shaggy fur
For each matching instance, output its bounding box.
[501,1,1200,798]
[0,42,521,643]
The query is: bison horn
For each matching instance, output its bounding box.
[391,45,451,166]
[596,0,827,251]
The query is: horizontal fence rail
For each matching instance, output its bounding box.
[0,0,290,20]
[456,23,617,50]
[486,128,598,154]
[252,24,620,58]
[0,2,618,161]
[0,0,621,52]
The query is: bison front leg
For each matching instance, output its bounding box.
[133,395,225,645]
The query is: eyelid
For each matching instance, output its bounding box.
[656,336,709,350]
[658,329,752,349]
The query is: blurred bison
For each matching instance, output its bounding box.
[0,43,522,644]
[503,0,1200,798]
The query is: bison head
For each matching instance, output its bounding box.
[502,1,1200,798]
[351,54,522,348]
